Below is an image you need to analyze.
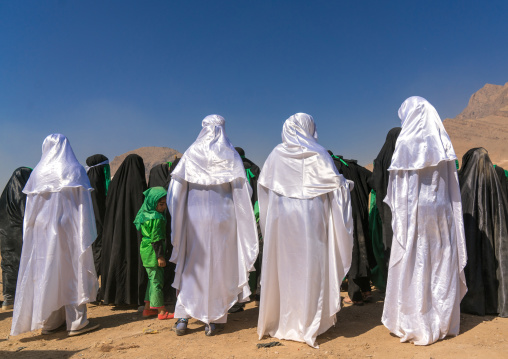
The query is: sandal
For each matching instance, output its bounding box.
[343,296,364,306]
[42,323,67,335]
[142,309,158,317]
[68,321,100,337]
[158,312,175,320]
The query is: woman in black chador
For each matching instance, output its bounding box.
[329,151,374,305]
[0,167,32,310]
[100,154,148,306]
[367,127,401,290]
[147,157,180,305]
[459,147,508,317]
[85,154,110,277]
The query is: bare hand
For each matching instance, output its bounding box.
[157,257,166,267]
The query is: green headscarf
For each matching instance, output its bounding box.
[133,186,167,230]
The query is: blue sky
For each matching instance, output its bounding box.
[1,1,507,187]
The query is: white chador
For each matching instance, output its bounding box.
[257,113,354,348]
[11,134,98,336]
[382,97,468,345]
[168,115,258,324]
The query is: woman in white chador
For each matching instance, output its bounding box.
[257,113,354,348]
[382,97,468,345]
[11,134,99,337]
[167,115,258,336]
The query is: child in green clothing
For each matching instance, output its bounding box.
[134,186,174,320]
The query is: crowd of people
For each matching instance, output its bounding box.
[0,96,507,348]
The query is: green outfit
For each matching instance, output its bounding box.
[134,187,168,308]
[144,265,165,308]
[139,219,167,267]
[368,189,386,291]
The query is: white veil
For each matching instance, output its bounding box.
[170,114,246,185]
[389,96,457,171]
[258,113,349,199]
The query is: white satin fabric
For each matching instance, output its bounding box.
[167,116,258,324]
[257,113,354,348]
[389,97,457,171]
[170,114,246,186]
[382,98,467,345]
[258,113,345,199]
[11,134,98,336]
[84,159,109,173]
[23,134,92,194]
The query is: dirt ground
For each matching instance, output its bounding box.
[1,288,507,359]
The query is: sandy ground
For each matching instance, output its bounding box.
[1,288,507,359]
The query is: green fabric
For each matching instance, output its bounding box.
[254,201,260,222]
[331,154,349,167]
[245,168,255,184]
[104,164,111,195]
[134,187,167,230]
[144,266,165,308]
[455,160,459,170]
[369,190,386,291]
[139,219,167,267]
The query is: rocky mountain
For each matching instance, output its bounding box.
[454,83,508,121]
[110,146,183,180]
[444,82,508,168]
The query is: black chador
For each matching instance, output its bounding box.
[329,151,374,302]
[147,157,180,305]
[459,148,508,317]
[100,154,148,306]
[494,164,508,200]
[367,127,401,287]
[86,154,110,277]
[0,167,32,308]
[148,157,180,190]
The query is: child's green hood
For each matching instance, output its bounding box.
[133,186,167,230]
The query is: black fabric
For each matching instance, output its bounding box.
[147,158,180,190]
[257,342,282,349]
[86,154,109,277]
[329,151,374,301]
[235,147,261,206]
[494,165,508,201]
[0,167,32,303]
[368,127,401,250]
[152,241,165,259]
[459,148,508,317]
[100,154,148,306]
[147,157,180,305]
[366,127,401,286]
